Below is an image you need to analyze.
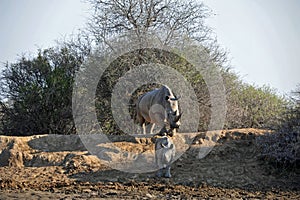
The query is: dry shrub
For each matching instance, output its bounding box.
[256,87,300,172]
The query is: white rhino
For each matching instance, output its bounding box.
[155,133,176,178]
[136,85,182,136]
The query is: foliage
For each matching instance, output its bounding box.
[95,48,211,134]
[256,85,300,171]
[0,0,290,136]
[223,70,287,129]
[87,0,227,134]
[0,46,86,135]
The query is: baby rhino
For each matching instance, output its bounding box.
[155,133,176,178]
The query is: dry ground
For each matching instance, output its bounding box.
[0,128,299,199]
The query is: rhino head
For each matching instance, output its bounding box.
[167,110,182,136]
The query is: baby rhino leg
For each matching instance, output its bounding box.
[156,168,164,178]
[165,166,171,178]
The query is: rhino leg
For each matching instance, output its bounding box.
[156,167,172,178]
[167,128,176,137]
[165,166,171,178]
[158,126,168,136]
[150,123,156,134]
[156,168,163,178]
[142,123,147,134]
[136,112,147,134]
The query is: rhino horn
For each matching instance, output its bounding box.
[174,112,182,122]
[170,95,180,101]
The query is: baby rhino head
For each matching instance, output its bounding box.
[160,136,173,149]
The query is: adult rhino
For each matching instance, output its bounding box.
[136,85,182,136]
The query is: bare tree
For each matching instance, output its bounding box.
[84,0,229,134]
[87,0,212,47]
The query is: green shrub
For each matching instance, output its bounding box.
[223,69,287,129]
[95,48,211,134]
[0,47,85,135]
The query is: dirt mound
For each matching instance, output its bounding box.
[0,129,299,199]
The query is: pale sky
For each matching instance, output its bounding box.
[0,0,90,62]
[203,0,300,95]
[0,0,299,94]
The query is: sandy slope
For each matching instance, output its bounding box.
[0,129,299,199]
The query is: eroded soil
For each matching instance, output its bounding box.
[0,129,299,199]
